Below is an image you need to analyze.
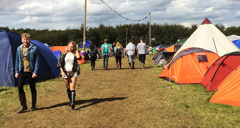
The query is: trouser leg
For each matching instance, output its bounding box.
[105,56,109,69]
[28,72,37,111]
[17,72,28,113]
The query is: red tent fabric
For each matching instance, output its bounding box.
[210,66,240,107]
[201,52,240,91]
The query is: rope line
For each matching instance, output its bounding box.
[100,0,150,22]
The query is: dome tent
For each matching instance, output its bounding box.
[0,30,60,87]
[159,18,239,84]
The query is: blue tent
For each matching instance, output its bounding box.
[0,30,60,87]
[52,50,61,59]
[233,39,240,49]
[79,41,92,48]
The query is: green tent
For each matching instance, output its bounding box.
[175,38,188,44]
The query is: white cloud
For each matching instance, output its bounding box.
[204,7,214,13]
[0,0,239,30]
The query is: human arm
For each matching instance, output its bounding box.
[59,67,66,77]
[15,48,19,78]
[75,50,81,60]
[33,48,40,78]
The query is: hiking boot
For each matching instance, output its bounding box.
[129,63,131,69]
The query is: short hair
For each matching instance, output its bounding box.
[129,39,132,42]
[21,33,31,39]
[104,39,108,43]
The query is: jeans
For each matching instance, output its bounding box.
[18,71,36,94]
[103,55,109,69]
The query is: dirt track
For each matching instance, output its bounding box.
[1,55,202,127]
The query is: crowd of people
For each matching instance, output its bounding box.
[14,33,148,113]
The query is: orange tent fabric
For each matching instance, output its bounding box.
[78,59,85,64]
[51,46,86,64]
[51,46,66,53]
[165,45,175,52]
[159,48,219,84]
[165,44,181,52]
[210,66,240,107]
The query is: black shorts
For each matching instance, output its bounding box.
[138,54,146,63]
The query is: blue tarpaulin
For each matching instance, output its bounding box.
[233,39,240,49]
[79,41,92,48]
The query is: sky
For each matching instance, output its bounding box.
[0,0,240,30]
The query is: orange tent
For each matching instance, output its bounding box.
[51,46,66,53]
[159,48,219,84]
[159,18,239,84]
[165,44,181,52]
[210,66,240,107]
[51,46,85,64]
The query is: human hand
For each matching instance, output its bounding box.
[15,74,18,78]
[32,74,37,78]
[61,72,66,77]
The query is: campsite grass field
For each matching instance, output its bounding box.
[0,55,240,127]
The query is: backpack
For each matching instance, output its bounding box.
[116,48,121,57]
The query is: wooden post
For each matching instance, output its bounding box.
[126,28,128,46]
[149,12,151,46]
[83,0,87,51]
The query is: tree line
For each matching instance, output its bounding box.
[1,23,240,47]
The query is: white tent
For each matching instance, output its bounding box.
[174,18,239,57]
[227,35,240,42]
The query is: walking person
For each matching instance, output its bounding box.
[149,44,153,55]
[57,41,81,109]
[137,38,147,69]
[101,39,110,70]
[15,33,40,113]
[114,42,122,69]
[126,39,136,69]
[88,42,98,70]
[111,42,116,56]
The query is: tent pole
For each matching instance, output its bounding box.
[212,38,218,55]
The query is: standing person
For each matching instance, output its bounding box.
[88,42,98,70]
[114,42,122,69]
[101,39,110,70]
[15,33,40,113]
[111,42,116,56]
[149,44,153,55]
[126,39,136,69]
[57,41,81,109]
[137,38,147,69]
